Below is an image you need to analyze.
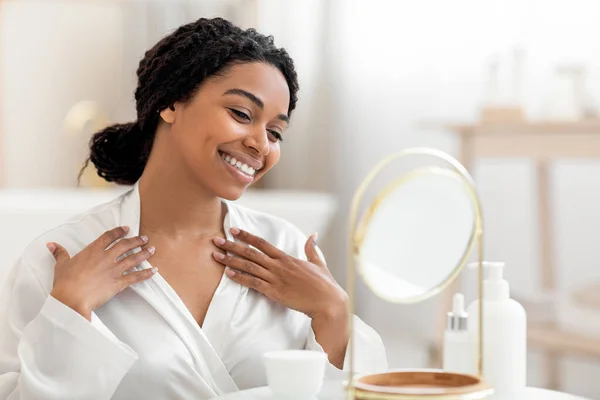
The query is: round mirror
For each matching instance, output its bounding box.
[353,164,479,304]
[346,148,488,396]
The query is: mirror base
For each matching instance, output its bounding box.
[351,369,492,399]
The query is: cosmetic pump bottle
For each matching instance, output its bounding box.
[443,293,471,374]
[467,261,527,397]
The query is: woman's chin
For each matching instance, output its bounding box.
[215,185,249,201]
[212,171,264,201]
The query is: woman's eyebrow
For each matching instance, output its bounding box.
[223,88,289,123]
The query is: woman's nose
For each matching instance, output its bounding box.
[243,129,270,156]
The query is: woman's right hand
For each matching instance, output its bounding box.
[48,226,156,321]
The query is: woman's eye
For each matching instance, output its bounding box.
[230,108,282,142]
[268,130,283,142]
[231,109,250,121]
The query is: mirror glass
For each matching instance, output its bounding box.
[355,168,477,303]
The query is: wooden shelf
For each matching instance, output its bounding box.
[512,292,600,359]
[428,119,600,159]
[431,116,600,389]
[572,283,600,310]
[528,322,600,359]
[419,118,600,136]
[447,120,600,136]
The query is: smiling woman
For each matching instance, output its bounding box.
[142,61,291,199]
[0,16,387,400]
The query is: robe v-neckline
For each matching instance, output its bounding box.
[118,182,242,396]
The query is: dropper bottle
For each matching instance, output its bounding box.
[443,293,471,374]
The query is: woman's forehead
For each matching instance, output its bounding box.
[204,63,290,107]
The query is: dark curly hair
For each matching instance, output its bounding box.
[82,17,299,185]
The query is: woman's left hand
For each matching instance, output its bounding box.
[213,228,350,368]
[212,228,348,321]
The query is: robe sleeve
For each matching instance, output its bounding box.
[280,222,388,379]
[302,243,388,378]
[0,257,138,400]
[305,314,388,379]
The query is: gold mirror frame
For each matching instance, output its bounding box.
[346,147,487,399]
[353,166,478,304]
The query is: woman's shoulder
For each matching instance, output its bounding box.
[16,193,127,291]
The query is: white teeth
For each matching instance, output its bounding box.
[220,152,256,177]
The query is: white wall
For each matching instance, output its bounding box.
[0,1,128,187]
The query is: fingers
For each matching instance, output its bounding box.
[304,232,326,268]
[94,226,130,250]
[212,251,273,282]
[213,236,271,267]
[119,267,158,290]
[228,228,284,259]
[46,242,71,263]
[117,246,155,271]
[109,235,149,260]
[225,268,271,296]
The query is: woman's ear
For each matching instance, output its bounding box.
[159,104,176,123]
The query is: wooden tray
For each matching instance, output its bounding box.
[352,370,492,399]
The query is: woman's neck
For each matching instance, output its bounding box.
[137,163,226,239]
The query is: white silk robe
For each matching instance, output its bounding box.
[0,183,387,399]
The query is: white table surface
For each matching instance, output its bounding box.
[214,381,589,399]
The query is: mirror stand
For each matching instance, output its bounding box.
[345,148,489,399]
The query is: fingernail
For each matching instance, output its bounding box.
[151,267,158,274]
[226,269,235,277]
[140,235,148,243]
[147,246,155,255]
[122,226,130,233]
[213,251,225,260]
[312,232,319,246]
[230,227,240,236]
[46,243,56,252]
[213,237,226,245]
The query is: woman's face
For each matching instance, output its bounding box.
[160,62,290,200]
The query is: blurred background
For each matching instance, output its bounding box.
[2,0,600,397]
